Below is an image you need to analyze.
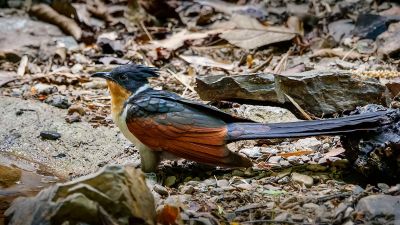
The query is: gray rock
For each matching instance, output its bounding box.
[280,159,291,167]
[195,73,278,102]
[5,165,156,225]
[153,184,168,196]
[239,147,262,158]
[71,64,83,74]
[45,95,70,109]
[0,97,130,178]
[355,195,400,222]
[0,17,64,61]
[268,156,282,164]
[216,179,229,188]
[40,131,61,140]
[291,172,314,187]
[275,70,388,116]
[294,138,322,151]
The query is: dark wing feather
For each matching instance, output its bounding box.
[137,90,254,123]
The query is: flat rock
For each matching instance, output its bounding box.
[0,17,64,61]
[275,70,387,116]
[195,73,278,103]
[5,165,156,225]
[355,195,400,223]
[0,96,130,178]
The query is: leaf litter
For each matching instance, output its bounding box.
[1,0,400,224]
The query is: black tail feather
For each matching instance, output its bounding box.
[226,111,388,142]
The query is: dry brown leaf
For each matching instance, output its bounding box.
[0,71,17,87]
[179,55,234,70]
[157,204,182,225]
[219,14,296,50]
[311,48,363,59]
[30,4,82,40]
[323,147,345,158]
[152,29,224,50]
[278,150,314,158]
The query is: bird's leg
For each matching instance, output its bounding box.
[137,143,161,173]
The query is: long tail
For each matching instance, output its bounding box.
[226,111,388,142]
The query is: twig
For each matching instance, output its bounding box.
[341,46,357,61]
[17,55,29,76]
[165,69,196,93]
[250,55,273,73]
[284,94,312,120]
[274,48,293,74]
[139,20,153,41]
[316,192,351,203]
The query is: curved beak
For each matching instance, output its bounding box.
[91,72,112,80]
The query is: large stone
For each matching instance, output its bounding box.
[0,17,64,61]
[275,70,388,116]
[0,96,131,178]
[355,195,400,223]
[195,73,278,103]
[5,165,156,225]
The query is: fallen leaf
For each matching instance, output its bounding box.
[278,150,314,158]
[311,48,363,59]
[157,204,182,225]
[0,71,17,87]
[323,147,345,158]
[219,14,296,49]
[30,4,82,40]
[152,29,224,50]
[179,55,234,70]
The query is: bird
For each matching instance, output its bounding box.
[92,64,388,173]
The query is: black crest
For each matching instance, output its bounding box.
[110,64,159,80]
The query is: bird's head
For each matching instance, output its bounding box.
[91,64,159,93]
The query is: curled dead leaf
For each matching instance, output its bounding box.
[311,48,363,60]
[30,4,82,41]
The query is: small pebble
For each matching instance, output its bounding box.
[240,147,262,158]
[65,113,81,123]
[68,104,86,116]
[45,95,70,109]
[268,156,282,164]
[217,179,229,188]
[154,184,168,196]
[291,172,314,187]
[40,131,61,140]
[52,153,66,158]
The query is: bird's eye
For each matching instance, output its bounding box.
[120,74,128,81]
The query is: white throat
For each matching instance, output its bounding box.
[133,83,150,96]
